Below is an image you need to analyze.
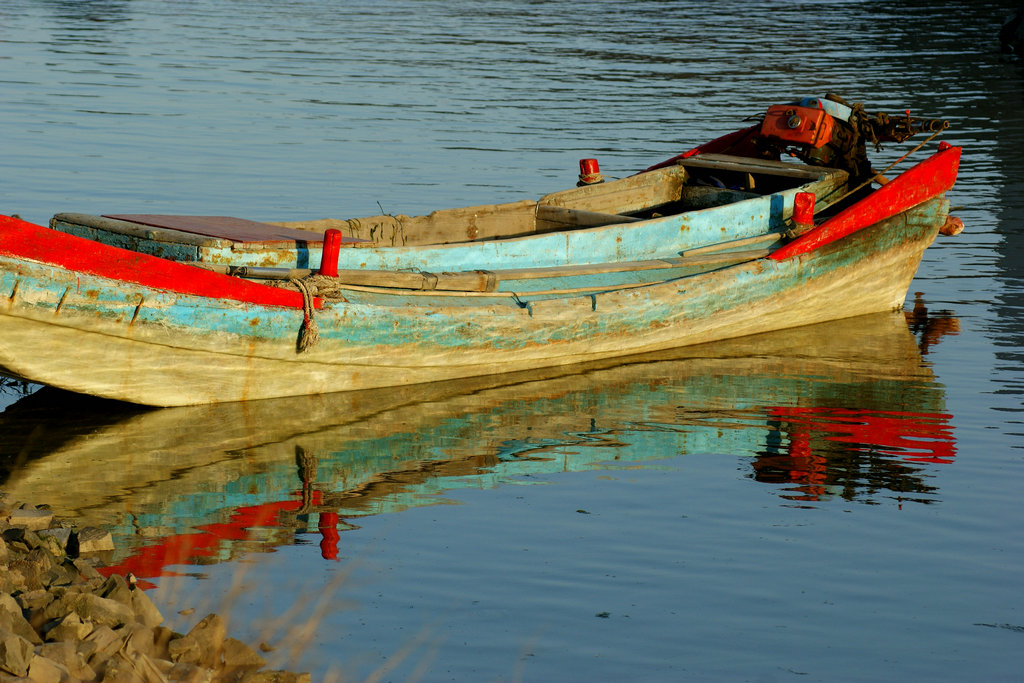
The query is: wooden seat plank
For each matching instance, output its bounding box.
[102,214,362,245]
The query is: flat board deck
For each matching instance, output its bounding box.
[102,214,362,245]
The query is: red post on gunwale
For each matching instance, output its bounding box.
[769,144,962,260]
[792,192,815,234]
[319,228,342,277]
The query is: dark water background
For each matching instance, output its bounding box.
[2,1,1024,680]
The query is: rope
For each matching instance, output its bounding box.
[291,277,320,353]
[818,127,948,215]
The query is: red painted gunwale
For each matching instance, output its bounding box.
[769,143,961,260]
[0,215,308,309]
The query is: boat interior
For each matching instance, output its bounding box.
[272,154,842,246]
[49,154,845,252]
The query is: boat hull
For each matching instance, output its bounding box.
[0,198,946,406]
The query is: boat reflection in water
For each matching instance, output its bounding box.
[0,308,959,582]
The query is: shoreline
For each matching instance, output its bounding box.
[0,489,310,682]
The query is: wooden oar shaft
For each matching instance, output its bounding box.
[194,248,770,293]
[681,232,782,257]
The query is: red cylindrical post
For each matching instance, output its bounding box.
[578,158,604,185]
[792,192,815,233]
[319,228,342,277]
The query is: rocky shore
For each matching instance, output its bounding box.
[0,491,310,682]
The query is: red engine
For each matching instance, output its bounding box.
[760,104,836,149]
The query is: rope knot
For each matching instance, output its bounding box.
[291,278,320,353]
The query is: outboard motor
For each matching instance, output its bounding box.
[756,94,949,185]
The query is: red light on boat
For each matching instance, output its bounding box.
[578,158,604,185]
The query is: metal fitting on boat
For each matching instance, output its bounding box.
[939,216,964,236]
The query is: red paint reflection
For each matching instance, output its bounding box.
[770,406,956,464]
[100,491,339,586]
[754,406,956,503]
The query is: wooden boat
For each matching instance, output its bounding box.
[0,96,963,406]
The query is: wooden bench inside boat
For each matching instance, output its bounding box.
[50,213,346,249]
[102,214,350,245]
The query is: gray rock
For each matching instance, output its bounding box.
[118,622,157,659]
[7,559,43,591]
[0,491,308,683]
[43,612,93,643]
[0,594,40,646]
[73,635,100,666]
[168,613,225,668]
[5,508,52,531]
[36,528,72,553]
[167,660,213,683]
[125,652,173,683]
[0,575,17,596]
[39,563,78,589]
[0,627,34,677]
[2,527,43,551]
[38,592,77,625]
[36,642,96,681]
[151,625,177,661]
[71,558,104,583]
[23,548,58,578]
[75,527,114,554]
[131,587,165,629]
[93,654,140,683]
[82,624,121,663]
[14,589,52,615]
[1,567,26,593]
[39,591,134,632]
[223,637,267,670]
[98,575,132,606]
[26,654,67,683]
[72,593,136,629]
[167,635,201,667]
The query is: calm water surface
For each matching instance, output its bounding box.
[2,1,1023,680]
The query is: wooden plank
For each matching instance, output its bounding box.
[50,218,203,262]
[495,249,770,281]
[317,249,767,294]
[199,249,770,293]
[53,213,232,248]
[535,204,641,229]
[539,166,687,215]
[681,232,783,257]
[680,154,839,180]
[103,214,358,245]
[271,200,540,245]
